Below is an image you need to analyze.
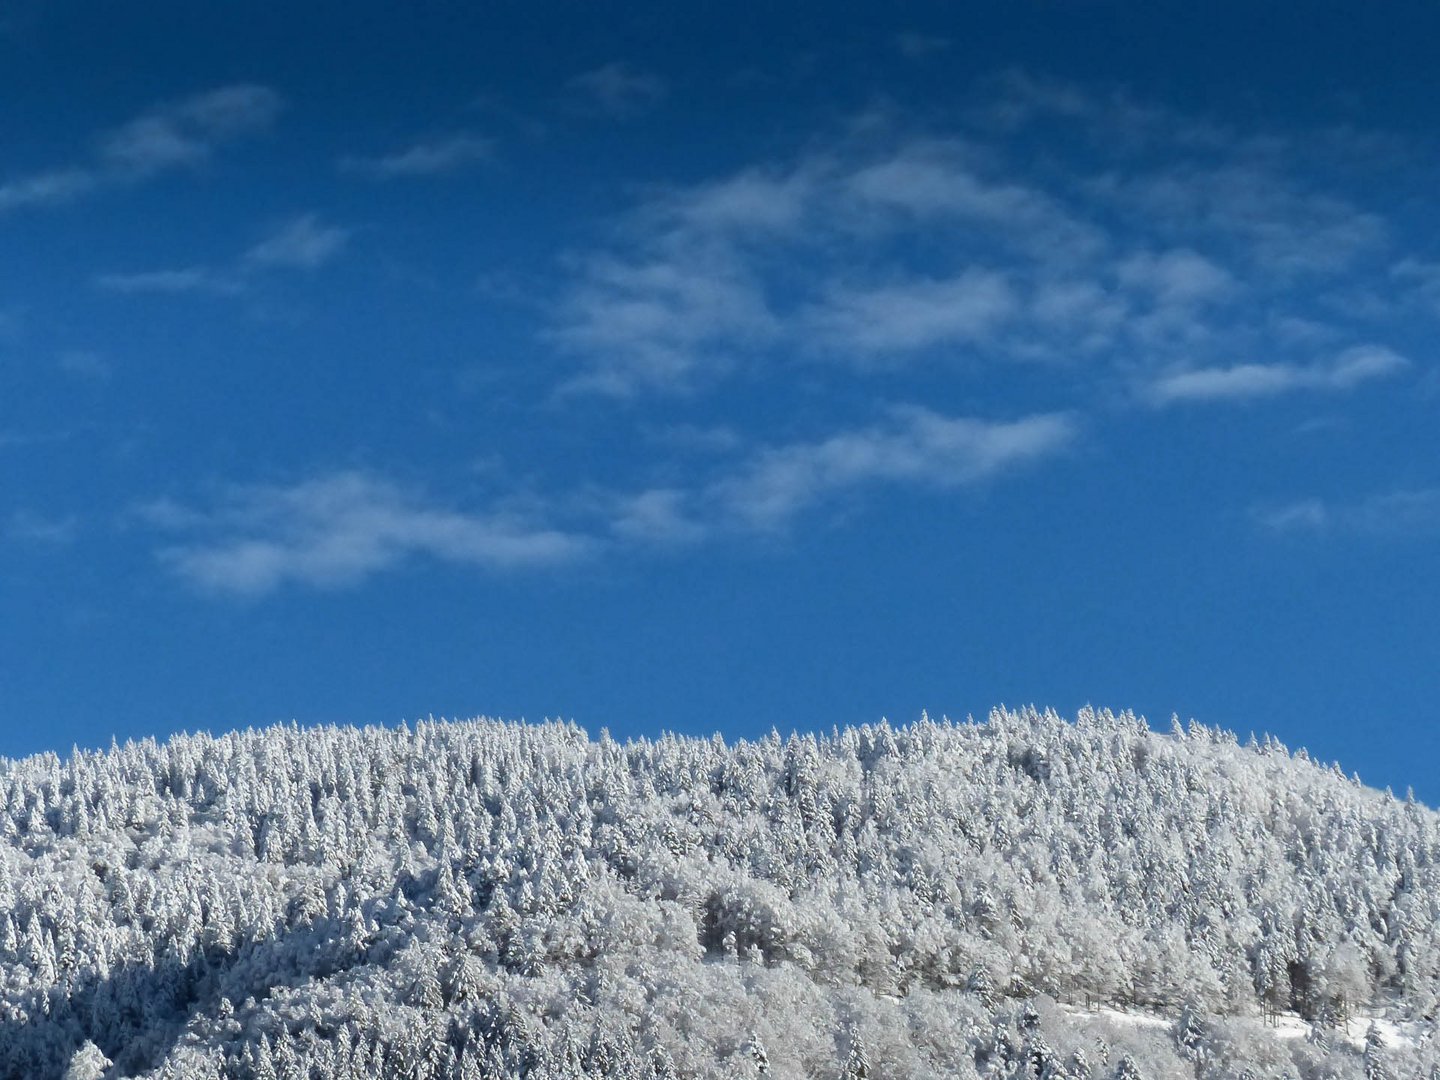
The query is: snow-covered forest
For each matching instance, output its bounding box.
[2,708,1438,1079]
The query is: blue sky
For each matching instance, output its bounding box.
[4,2,1440,799]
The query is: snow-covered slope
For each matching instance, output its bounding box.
[1,709,1437,1078]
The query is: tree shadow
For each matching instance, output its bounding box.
[0,907,387,1079]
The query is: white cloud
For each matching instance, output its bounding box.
[1147,345,1408,406]
[5,509,78,545]
[0,85,281,213]
[550,141,1079,394]
[0,169,96,213]
[551,123,1281,394]
[99,116,210,175]
[243,214,351,270]
[894,32,951,59]
[566,62,668,117]
[57,350,111,382]
[608,488,708,545]
[973,73,1391,277]
[1091,163,1386,276]
[101,85,281,177]
[1258,488,1440,538]
[144,409,1076,594]
[1116,248,1233,305]
[145,471,590,597]
[341,133,493,178]
[647,166,817,239]
[616,409,1078,539]
[1393,258,1440,315]
[551,251,777,395]
[167,84,284,137]
[845,141,1103,256]
[713,409,1076,530]
[95,267,242,295]
[806,271,1018,356]
[1150,364,1298,403]
[644,423,745,454]
[100,213,348,296]
[974,69,1112,131]
[1255,499,1330,532]
[543,85,1432,413]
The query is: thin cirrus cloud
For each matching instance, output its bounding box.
[143,471,591,598]
[94,266,244,296]
[710,407,1077,532]
[546,138,1080,392]
[550,249,779,395]
[611,408,1079,541]
[97,214,351,294]
[805,270,1019,356]
[5,509,78,546]
[1392,258,1440,315]
[56,349,112,382]
[1257,488,1440,538]
[1145,345,1408,406]
[844,141,1104,258]
[548,81,1416,402]
[0,84,282,214]
[893,32,951,59]
[565,62,668,117]
[243,213,351,270]
[143,409,1075,596]
[339,133,493,178]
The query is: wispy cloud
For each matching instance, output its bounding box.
[1115,248,1233,306]
[95,267,243,296]
[1255,499,1330,532]
[545,135,1089,391]
[57,350,112,382]
[973,70,1391,277]
[98,213,349,295]
[644,423,745,454]
[551,249,778,395]
[547,79,1419,401]
[844,140,1102,256]
[0,169,96,214]
[528,137,1116,392]
[1257,488,1440,538]
[143,471,590,597]
[0,85,281,214]
[566,62,668,117]
[143,408,1075,595]
[613,408,1078,540]
[340,133,493,178]
[0,428,70,451]
[1393,258,1440,316]
[710,408,1077,531]
[893,32,951,59]
[243,214,351,270]
[1146,345,1407,406]
[5,509,78,546]
[1090,163,1386,277]
[805,271,1019,356]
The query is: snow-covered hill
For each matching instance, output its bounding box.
[1,709,1437,1078]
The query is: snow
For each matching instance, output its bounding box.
[1,708,1438,1077]
[1058,1003,1174,1032]
[1268,1012,1425,1051]
[1063,1002,1429,1053]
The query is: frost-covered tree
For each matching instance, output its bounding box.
[62,1041,111,1080]
[0,709,1436,1078]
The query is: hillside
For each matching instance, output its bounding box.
[1,709,1438,1079]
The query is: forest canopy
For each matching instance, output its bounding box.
[1,709,1437,1078]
